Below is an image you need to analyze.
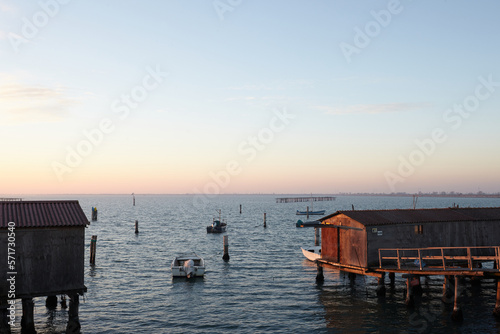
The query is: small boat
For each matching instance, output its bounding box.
[301,246,321,262]
[296,210,325,216]
[296,219,320,227]
[171,253,205,278]
[207,210,227,233]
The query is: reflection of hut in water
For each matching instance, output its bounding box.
[0,200,89,333]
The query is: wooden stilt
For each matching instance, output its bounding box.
[314,228,320,247]
[348,272,356,285]
[405,276,414,307]
[316,263,324,283]
[493,279,500,318]
[45,295,57,309]
[90,235,97,265]
[0,300,11,334]
[61,295,67,309]
[389,272,395,287]
[442,275,453,304]
[376,272,386,296]
[21,298,36,334]
[66,294,81,334]
[451,276,463,322]
[222,235,230,261]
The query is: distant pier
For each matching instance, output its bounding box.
[275,196,336,203]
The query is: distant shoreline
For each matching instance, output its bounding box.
[333,193,500,198]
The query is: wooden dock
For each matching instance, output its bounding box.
[315,246,500,321]
[275,196,336,203]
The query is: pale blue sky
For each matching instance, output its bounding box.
[1,0,499,194]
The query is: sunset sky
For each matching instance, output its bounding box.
[1,0,500,195]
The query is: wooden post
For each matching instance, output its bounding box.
[405,276,414,307]
[442,275,453,303]
[21,298,36,334]
[91,207,97,221]
[493,279,500,318]
[451,276,463,322]
[314,228,320,247]
[316,263,324,283]
[239,204,241,214]
[389,272,395,287]
[376,272,386,296]
[135,220,139,234]
[307,206,309,219]
[132,193,135,206]
[90,235,97,265]
[263,213,266,228]
[66,294,81,334]
[45,295,58,309]
[0,302,10,334]
[223,235,230,261]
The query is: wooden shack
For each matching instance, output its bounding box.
[319,207,500,268]
[0,200,89,333]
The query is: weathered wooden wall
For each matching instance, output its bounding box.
[0,227,85,298]
[366,220,500,266]
[321,214,367,267]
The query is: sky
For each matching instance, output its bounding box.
[1,0,500,195]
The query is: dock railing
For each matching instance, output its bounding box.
[379,246,500,271]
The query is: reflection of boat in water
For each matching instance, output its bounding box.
[301,246,321,261]
[296,210,325,215]
[207,210,227,233]
[171,253,205,278]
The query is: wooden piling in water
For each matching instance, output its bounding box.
[66,294,81,334]
[90,235,97,265]
[239,204,242,214]
[314,228,320,246]
[316,263,324,283]
[45,295,58,309]
[135,220,139,234]
[264,213,267,227]
[91,207,98,221]
[376,272,386,296]
[21,298,36,334]
[442,275,453,303]
[451,276,463,322]
[223,235,230,261]
[493,279,500,318]
[405,276,414,307]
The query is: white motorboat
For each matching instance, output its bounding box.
[171,253,205,278]
[301,246,321,262]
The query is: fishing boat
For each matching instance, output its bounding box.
[171,253,205,278]
[207,209,227,233]
[301,246,321,262]
[296,210,325,216]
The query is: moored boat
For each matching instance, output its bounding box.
[296,210,325,216]
[301,246,321,261]
[171,253,205,278]
[207,209,227,233]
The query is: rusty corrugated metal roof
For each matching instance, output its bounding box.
[319,207,500,226]
[0,200,89,228]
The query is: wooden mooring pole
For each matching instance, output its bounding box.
[451,276,463,322]
[21,298,36,334]
[239,204,242,214]
[90,235,97,265]
[493,279,500,318]
[66,294,81,334]
[223,235,230,261]
[135,220,139,234]
[314,228,320,246]
[316,263,324,283]
[91,207,98,221]
[263,213,267,228]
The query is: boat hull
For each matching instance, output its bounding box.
[301,246,321,262]
[296,210,325,215]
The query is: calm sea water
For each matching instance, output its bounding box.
[8,194,500,333]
